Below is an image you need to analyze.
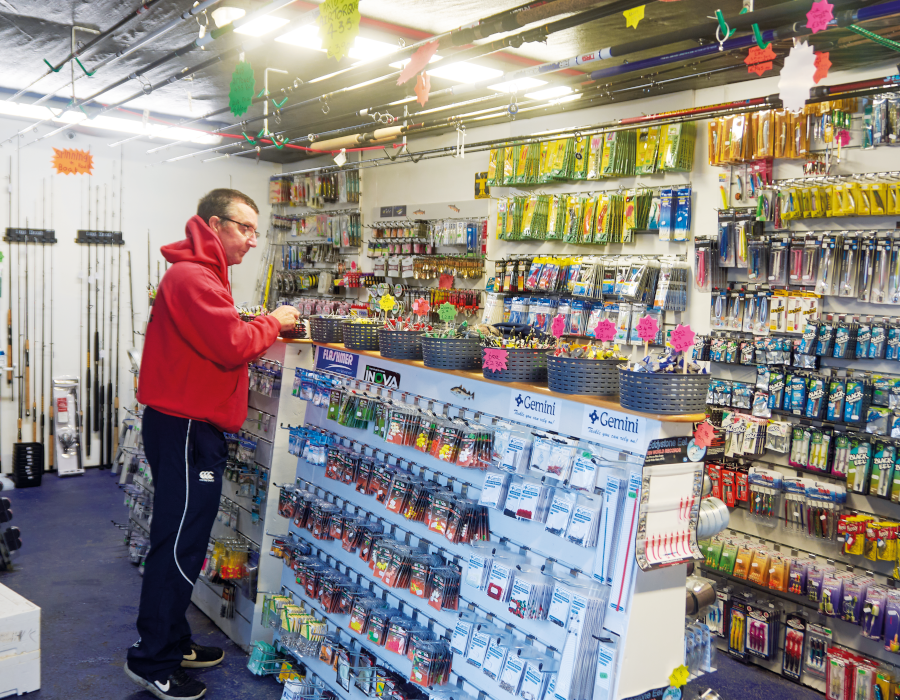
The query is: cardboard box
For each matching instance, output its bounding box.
[0,583,40,659]
[0,649,40,695]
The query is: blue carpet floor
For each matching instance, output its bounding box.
[0,468,825,700]
[0,468,281,700]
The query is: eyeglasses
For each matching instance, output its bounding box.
[217,216,258,238]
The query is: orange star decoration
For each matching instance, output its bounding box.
[415,72,431,106]
[52,148,94,175]
[744,45,777,76]
[813,51,832,84]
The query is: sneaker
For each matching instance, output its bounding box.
[182,642,225,668]
[124,662,206,700]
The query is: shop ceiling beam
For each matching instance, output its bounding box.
[6,0,168,103]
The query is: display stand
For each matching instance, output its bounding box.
[256,342,704,700]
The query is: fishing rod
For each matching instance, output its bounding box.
[106,246,114,469]
[94,239,100,464]
[114,247,121,471]
[24,236,29,431]
[7,0,167,103]
[7,158,11,391]
[13,0,297,149]
[48,178,54,471]
[15,243,21,443]
[85,237,91,458]
[31,240,36,443]
[128,251,136,347]
[101,191,108,467]
[40,199,45,455]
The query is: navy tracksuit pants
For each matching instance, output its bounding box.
[127,407,226,681]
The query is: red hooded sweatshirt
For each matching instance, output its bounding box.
[137,215,281,432]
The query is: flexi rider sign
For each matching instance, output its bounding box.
[315,346,360,378]
[509,391,561,430]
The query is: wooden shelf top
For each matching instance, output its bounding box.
[312,342,705,424]
[278,337,313,344]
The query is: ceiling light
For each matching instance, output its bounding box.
[275,24,323,50]
[0,101,220,144]
[350,37,399,61]
[488,78,547,93]
[211,7,246,28]
[389,54,442,69]
[550,93,581,105]
[428,61,503,84]
[234,15,289,36]
[525,85,573,101]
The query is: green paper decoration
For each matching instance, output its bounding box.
[229,61,255,117]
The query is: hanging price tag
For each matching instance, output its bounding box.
[317,0,362,62]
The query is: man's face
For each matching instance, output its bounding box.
[209,201,259,266]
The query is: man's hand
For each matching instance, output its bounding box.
[270,305,301,331]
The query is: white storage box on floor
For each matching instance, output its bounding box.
[0,582,40,696]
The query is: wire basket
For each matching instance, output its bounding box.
[618,368,712,414]
[546,356,620,395]
[421,336,482,370]
[310,316,346,344]
[342,321,381,351]
[379,330,424,360]
[483,347,548,383]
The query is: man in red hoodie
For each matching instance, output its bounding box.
[125,189,299,700]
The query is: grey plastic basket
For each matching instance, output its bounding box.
[310,316,346,343]
[483,347,548,383]
[618,368,711,414]
[421,336,482,370]
[379,330,424,360]
[342,321,381,351]
[546,355,620,395]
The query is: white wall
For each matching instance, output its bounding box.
[0,117,280,473]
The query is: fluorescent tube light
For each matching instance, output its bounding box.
[389,54,442,69]
[275,24,323,50]
[525,86,574,101]
[350,37,399,60]
[211,7,246,28]
[234,15,289,36]
[428,61,503,84]
[0,101,221,144]
[489,78,546,93]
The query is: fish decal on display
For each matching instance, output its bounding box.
[450,385,474,401]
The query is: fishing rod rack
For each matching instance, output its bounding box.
[76,230,125,245]
[3,228,57,244]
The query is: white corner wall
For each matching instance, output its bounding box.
[0,117,280,474]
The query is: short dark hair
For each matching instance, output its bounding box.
[197,189,259,224]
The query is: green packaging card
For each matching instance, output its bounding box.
[327,389,342,422]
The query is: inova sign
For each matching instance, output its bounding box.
[509,391,561,430]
